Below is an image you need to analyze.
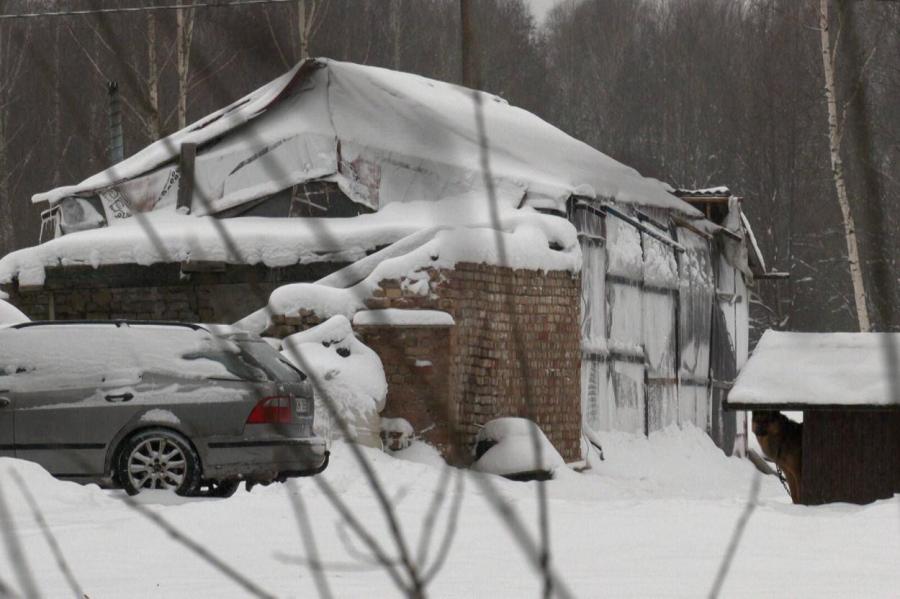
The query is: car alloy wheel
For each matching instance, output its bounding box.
[128,437,188,491]
[117,429,201,496]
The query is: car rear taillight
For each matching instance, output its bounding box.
[246,396,292,424]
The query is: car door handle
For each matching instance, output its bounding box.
[0,397,9,408]
[105,393,134,403]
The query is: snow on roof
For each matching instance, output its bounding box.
[33,58,699,217]
[0,191,577,287]
[352,309,455,327]
[33,60,322,207]
[673,186,732,197]
[728,330,900,409]
[234,200,580,334]
[0,208,419,287]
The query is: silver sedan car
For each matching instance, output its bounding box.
[0,320,328,496]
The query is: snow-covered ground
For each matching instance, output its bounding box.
[0,426,897,598]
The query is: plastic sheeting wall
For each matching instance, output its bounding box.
[677,229,715,431]
[571,200,743,452]
[642,225,679,433]
[606,216,647,434]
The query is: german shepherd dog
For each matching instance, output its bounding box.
[752,411,803,503]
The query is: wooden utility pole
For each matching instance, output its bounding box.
[460,0,479,88]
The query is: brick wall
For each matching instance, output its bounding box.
[3,261,344,323]
[441,264,582,463]
[358,263,582,464]
[356,324,454,455]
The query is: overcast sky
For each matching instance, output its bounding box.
[525,0,567,25]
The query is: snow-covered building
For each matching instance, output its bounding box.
[0,58,765,461]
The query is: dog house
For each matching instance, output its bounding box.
[726,331,900,505]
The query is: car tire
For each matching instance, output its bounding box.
[116,428,202,496]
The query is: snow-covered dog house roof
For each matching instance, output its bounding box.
[34,58,700,217]
[726,330,900,411]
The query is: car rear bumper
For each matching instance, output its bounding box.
[203,437,328,482]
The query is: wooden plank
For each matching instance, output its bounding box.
[802,410,896,505]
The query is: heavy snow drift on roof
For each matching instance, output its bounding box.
[0,191,578,288]
[232,195,580,334]
[33,58,698,218]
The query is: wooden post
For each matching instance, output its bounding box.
[460,0,479,89]
[176,142,196,214]
[107,81,124,165]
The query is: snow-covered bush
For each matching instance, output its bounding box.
[280,315,387,448]
[471,417,565,479]
[0,299,28,327]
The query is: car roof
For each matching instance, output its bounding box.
[5,320,268,345]
[10,320,208,332]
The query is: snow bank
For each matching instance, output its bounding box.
[280,316,386,447]
[0,299,28,326]
[388,440,446,467]
[579,425,769,500]
[730,330,900,407]
[353,309,454,327]
[471,417,566,477]
[1,437,897,599]
[235,198,579,333]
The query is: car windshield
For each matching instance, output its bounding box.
[237,340,306,383]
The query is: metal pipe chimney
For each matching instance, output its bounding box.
[107,81,124,165]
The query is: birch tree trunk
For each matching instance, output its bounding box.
[176,3,195,130]
[147,11,161,140]
[296,0,328,61]
[298,0,310,60]
[819,0,871,331]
